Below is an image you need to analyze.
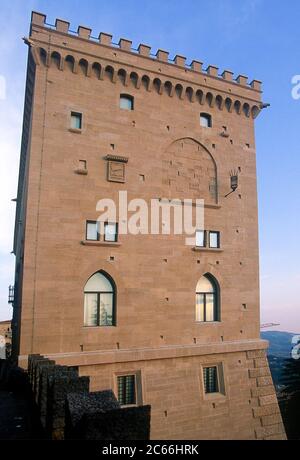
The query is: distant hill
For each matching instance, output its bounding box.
[261,331,300,439]
[261,331,299,358]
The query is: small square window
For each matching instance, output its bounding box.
[86,221,99,241]
[104,222,118,242]
[200,113,212,128]
[117,375,136,406]
[203,366,219,394]
[209,231,220,249]
[120,94,134,110]
[196,230,206,248]
[71,112,82,130]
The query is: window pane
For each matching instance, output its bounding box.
[85,272,113,293]
[120,96,133,110]
[84,293,98,326]
[210,232,219,248]
[196,293,205,322]
[99,293,113,326]
[203,367,219,393]
[196,230,205,247]
[200,114,211,128]
[196,276,214,294]
[86,222,98,241]
[118,375,136,405]
[105,223,117,242]
[71,112,82,129]
[205,293,215,322]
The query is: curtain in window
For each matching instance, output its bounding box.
[71,113,81,129]
[84,293,98,326]
[86,222,98,240]
[99,293,113,326]
[104,223,117,242]
[120,96,133,110]
[196,294,205,322]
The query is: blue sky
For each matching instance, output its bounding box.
[0,0,299,332]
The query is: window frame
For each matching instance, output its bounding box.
[195,230,206,248]
[209,231,220,249]
[86,220,100,242]
[200,112,212,128]
[84,290,115,327]
[104,222,118,243]
[203,366,219,394]
[196,291,217,323]
[196,274,220,323]
[202,363,226,398]
[117,374,137,407]
[120,94,134,111]
[70,111,82,130]
[83,271,117,328]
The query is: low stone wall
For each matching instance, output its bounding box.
[65,391,151,440]
[27,354,151,440]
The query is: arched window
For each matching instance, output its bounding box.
[200,113,212,128]
[120,94,134,110]
[84,271,116,327]
[196,274,219,322]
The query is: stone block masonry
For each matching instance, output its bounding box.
[11,10,285,440]
[247,351,286,440]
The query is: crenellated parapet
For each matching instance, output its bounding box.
[29,11,263,119]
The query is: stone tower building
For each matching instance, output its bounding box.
[11,11,286,439]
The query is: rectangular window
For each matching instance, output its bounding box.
[104,222,118,242]
[203,366,219,394]
[196,230,206,248]
[209,231,220,249]
[71,112,82,130]
[117,375,136,406]
[200,113,212,128]
[120,95,134,110]
[86,221,99,241]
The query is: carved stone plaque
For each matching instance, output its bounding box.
[105,155,128,183]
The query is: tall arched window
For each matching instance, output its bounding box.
[84,271,116,327]
[196,274,219,322]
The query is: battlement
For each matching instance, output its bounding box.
[30,11,262,94]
